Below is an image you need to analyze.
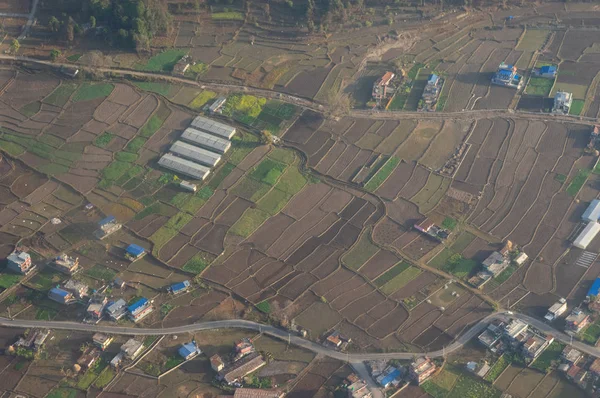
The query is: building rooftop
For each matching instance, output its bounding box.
[49,287,70,298]
[126,244,146,257]
[590,358,600,375]
[589,278,600,297]
[93,333,111,344]
[178,342,200,358]
[181,128,231,154]
[128,298,149,314]
[427,74,439,85]
[504,319,528,338]
[574,221,600,250]
[378,367,401,386]
[106,299,127,314]
[220,352,266,384]
[562,346,582,363]
[121,339,143,357]
[170,280,191,293]
[158,153,211,180]
[63,279,88,293]
[170,140,222,167]
[378,72,395,86]
[8,250,30,264]
[191,115,236,140]
[540,65,557,74]
[584,199,600,222]
[98,216,116,226]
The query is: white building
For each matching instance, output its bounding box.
[583,199,600,222]
[158,153,211,180]
[545,298,567,322]
[552,91,573,115]
[573,221,600,250]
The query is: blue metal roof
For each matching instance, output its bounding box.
[498,70,512,77]
[98,216,116,226]
[540,65,557,74]
[178,342,198,358]
[50,287,69,298]
[428,74,439,84]
[128,298,148,313]
[126,244,146,256]
[380,368,401,386]
[171,280,190,292]
[589,278,600,297]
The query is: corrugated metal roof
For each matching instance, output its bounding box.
[126,244,146,256]
[181,128,231,154]
[589,278,600,297]
[583,199,600,222]
[158,153,210,180]
[574,221,600,249]
[99,216,116,226]
[50,287,69,298]
[170,141,222,167]
[128,298,148,313]
[178,342,199,358]
[170,280,190,292]
[191,116,236,139]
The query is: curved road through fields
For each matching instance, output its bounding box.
[0,312,598,362]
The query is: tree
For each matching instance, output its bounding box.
[326,90,353,118]
[10,39,19,54]
[49,16,61,32]
[66,17,75,42]
[50,49,61,61]
[89,15,96,28]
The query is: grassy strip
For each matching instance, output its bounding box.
[569,99,585,116]
[189,91,216,109]
[380,267,422,294]
[72,83,114,102]
[525,77,554,96]
[212,11,244,20]
[43,83,78,107]
[374,262,410,287]
[484,355,509,382]
[530,341,565,372]
[566,168,591,196]
[133,82,173,96]
[138,50,187,72]
[364,156,400,192]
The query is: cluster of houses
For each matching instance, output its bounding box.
[371,71,397,108]
[468,240,528,289]
[413,218,450,241]
[360,356,437,397]
[478,319,554,363]
[9,329,51,353]
[210,338,267,387]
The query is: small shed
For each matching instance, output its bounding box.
[125,244,146,261]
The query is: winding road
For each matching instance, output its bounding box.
[0,312,598,362]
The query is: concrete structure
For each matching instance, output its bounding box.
[565,308,590,333]
[347,379,372,398]
[48,287,75,304]
[181,128,231,154]
[233,389,285,398]
[173,56,190,75]
[7,250,34,274]
[110,352,124,368]
[179,180,197,192]
[421,73,443,108]
[573,221,600,249]
[414,218,449,241]
[544,299,567,322]
[158,153,211,180]
[93,333,113,350]
[504,319,529,341]
[87,298,107,320]
[482,251,510,277]
[409,357,436,385]
[552,91,573,115]
[178,341,201,360]
[128,298,153,323]
[96,216,122,239]
[562,346,582,365]
[491,63,523,88]
[522,332,554,359]
[191,116,236,140]
[51,253,80,274]
[169,280,191,295]
[583,199,600,222]
[63,279,89,299]
[105,299,128,321]
[514,252,528,266]
[372,71,396,102]
[219,352,266,385]
[210,354,225,372]
[121,338,144,359]
[125,244,146,262]
[77,347,101,369]
[375,366,401,388]
[170,140,222,167]
[534,65,557,79]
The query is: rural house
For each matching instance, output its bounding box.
[522,332,554,359]
[562,346,582,365]
[63,279,89,300]
[179,180,197,192]
[210,354,225,372]
[96,216,122,239]
[491,63,522,89]
[219,352,266,385]
[372,71,396,103]
[375,366,402,388]
[7,250,35,274]
[48,287,75,304]
[409,357,436,385]
[77,347,101,369]
[169,280,191,295]
[482,251,510,277]
[128,298,153,323]
[544,298,567,321]
[565,308,590,333]
[421,73,443,108]
[178,341,201,360]
[552,91,573,115]
[533,65,557,79]
[105,299,128,321]
[87,293,108,320]
[125,244,146,262]
[173,55,191,75]
[93,333,113,350]
[120,339,144,360]
[51,253,80,274]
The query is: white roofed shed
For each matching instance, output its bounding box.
[181,128,231,154]
[191,116,236,139]
[158,153,210,180]
[583,199,600,222]
[170,141,221,167]
[574,221,600,250]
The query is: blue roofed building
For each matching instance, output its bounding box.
[95,215,122,239]
[535,65,557,79]
[128,298,153,323]
[169,280,191,295]
[492,63,523,89]
[421,73,443,110]
[125,244,146,261]
[588,278,600,298]
[376,366,402,388]
[48,287,75,304]
[178,341,201,360]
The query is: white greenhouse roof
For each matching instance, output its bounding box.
[583,199,600,222]
[191,116,236,139]
[181,128,231,154]
[170,141,221,167]
[158,153,210,180]
[574,221,600,250]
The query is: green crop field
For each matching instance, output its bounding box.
[484,355,509,382]
[212,11,244,20]
[137,49,187,72]
[134,82,174,97]
[230,208,270,237]
[364,156,400,192]
[84,264,117,281]
[569,99,585,116]
[43,83,79,107]
[183,252,214,274]
[189,91,217,109]
[20,101,40,117]
[94,132,114,148]
[250,158,287,185]
[380,267,422,294]
[531,341,565,372]
[72,83,114,102]
[342,231,379,270]
[374,262,410,286]
[443,254,477,279]
[567,169,591,196]
[525,77,554,96]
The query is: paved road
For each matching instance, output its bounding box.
[1,311,598,361]
[18,0,39,40]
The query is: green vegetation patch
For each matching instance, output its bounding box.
[133,82,174,97]
[380,267,421,295]
[429,247,454,269]
[495,264,517,284]
[0,139,25,156]
[72,83,114,102]
[232,178,271,201]
[224,94,266,119]
[256,301,271,313]
[43,83,78,107]
[230,208,270,238]
[525,77,554,97]
[115,152,138,162]
[555,173,567,182]
[134,202,174,220]
[165,212,194,230]
[442,217,457,231]
[250,158,287,185]
[268,148,295,165]
[94,132,114,148]
[183,252,214,274]
[125,137,147,153]
[0,273,21,289]
[569,99,585,116]
[47,388,78,398]
[580,321,600,344]
[140,114,167,138]
[84,264,117,281]
[531,341,565,372]
[431,368,459,391]
[138,49,187,72]
[20,101,41,117]
[443,253,478,279]
[228,133,260,165]
[67,53,82,62]
[364,156,400,192]
[388,91,407,110]
[342,231,379,270]
[189,90,217,109]
[208,162,236,189]
[165,356,184,370]
[484,355,509,383]
[102,161,133,182]
[257,187,292,215]
[211,11,244,20]
[436,95,448,111]
[39,134,66,148]
[567,168,591,196]
[93,366,115,389]
[185,63,209,78]
[450,232,475,253]
[374,262,410,286]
